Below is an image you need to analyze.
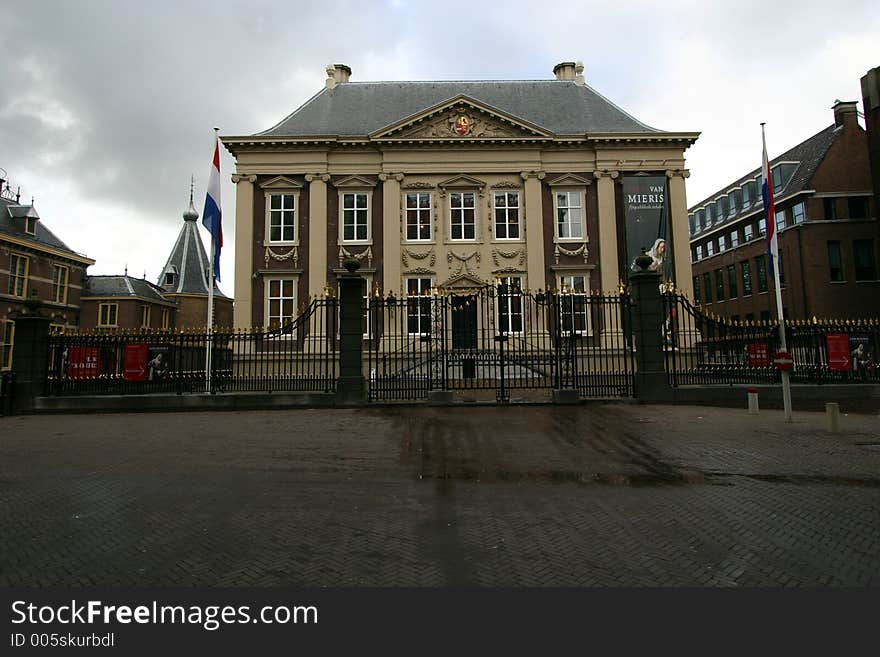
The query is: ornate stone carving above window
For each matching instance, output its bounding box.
[401,248,436,268]
[491,248,526,267]
[264,246,299,268]
[553,242,590,264]
[447,250,481,277]
[338,246,373,268]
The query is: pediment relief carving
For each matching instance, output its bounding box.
[440,273,486,290]
[438,174,486,197]
[547,173,592,187]
[260,175,303,190]
[333,175,377,188]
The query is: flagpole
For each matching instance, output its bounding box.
[205,127,219,394]
[762,123,792,422]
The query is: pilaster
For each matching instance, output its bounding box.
[379,172,404,295]
[666,169,693,299]
[521,170,546,290]
[305,173,331,298]
[594,170,620,293]
[231,173,256,329]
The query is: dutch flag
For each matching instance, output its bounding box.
[761,125,777,277]
[203,130,223,280]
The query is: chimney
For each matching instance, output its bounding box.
[325,63,352,89]
[832,100,858,128]
[553,61,585,85]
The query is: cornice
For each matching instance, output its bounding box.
[0,234,95,266]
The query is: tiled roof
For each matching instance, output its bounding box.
[259,80,662,137]
[83,275,172,303]
[158,201,228,298]
[688,124,839,226]
[0,197,91,260]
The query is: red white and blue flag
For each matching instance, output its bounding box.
[761,125,777,277]
[203,131,223,280]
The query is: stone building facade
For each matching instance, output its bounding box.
[222,62,698,331]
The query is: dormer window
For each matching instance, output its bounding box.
[25,217,36,235]
[164,272,176,286]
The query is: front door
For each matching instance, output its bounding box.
[451,295,477,350]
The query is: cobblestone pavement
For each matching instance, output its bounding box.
[1,404,879,586]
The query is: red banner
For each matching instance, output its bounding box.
[826,333,851,371]
[747,342,770,367]
[66,346,101,379]
[123,343,148,381]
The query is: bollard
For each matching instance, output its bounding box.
[825,402,840,433]
[747,387,759,415]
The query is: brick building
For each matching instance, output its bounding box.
[1,190,94,370]
[688,101,878,321]
[222,62,699,335]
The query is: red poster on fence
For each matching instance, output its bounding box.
[123,343,148,381]
[747,342,770,367]
[66,346,101,379]
[826,333,851,371]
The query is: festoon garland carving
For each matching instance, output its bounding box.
[401,248,436,269]
[553,242,589,265]
[447,250,481,277]
[264,246,299,268]
[338,246,373,268]
[491,248,526,267]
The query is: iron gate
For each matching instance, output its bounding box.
[367,284,635,401]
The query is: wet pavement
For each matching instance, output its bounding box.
[1,404,879,586]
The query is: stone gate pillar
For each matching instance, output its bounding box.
[11,313,51,414]
[629,263,673,403]
[336,270,366,404]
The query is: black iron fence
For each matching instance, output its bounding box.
[0,371,13,415]
[45,298,338,395]
[662,293,880,386]
[367,285,635,401]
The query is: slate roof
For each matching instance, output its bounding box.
[688,124,840,224]
[259,80,662,137]
[158,200,228,298]
[0,197,92,261]
[83,275,172,303]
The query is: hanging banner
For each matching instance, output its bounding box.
[747,342,770,367]
[825,333,851,371]
[123,343,148,381]
[147,345,171,381]
[66,346,101,379]
[622,176,673,283]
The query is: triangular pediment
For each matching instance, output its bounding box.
[438,174,486,191]
[547,173,592,187]
[259,175,303,189]
[439,273,486,290]
[333,175,377,188]
[370,95,553,141]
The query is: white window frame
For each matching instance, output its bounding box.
[730,230,739,248]
[558,273,593,336]
[718,235,726,252]
[265,276,298,334]
[406,277,433,336]
[706,241,715,257]
[496,276,524,335]
[265,191,299,245]
[161,308,171,330]
[449,191,477,241]
[744,224,754,241]
[554,190,585,241]
[493,191,522,241]
[8,253,29,298]
[792,202,807,224]
[52,264,69,305]
[404,192,432,242]
[696,245,703,260]
[98,303,118,328]
[141,305,151,328]
[339,191,371,244]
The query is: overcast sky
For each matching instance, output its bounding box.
[1,0,878,289]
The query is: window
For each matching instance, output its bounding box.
[1,320,13,370]
[727,265,737,298]
[792,202,806,224]
[706,240,714,257]
[498,276,524,334]
[695,245,703,260]
[744,224,754,242]
[163,271,176,286]
[341,192,369,242]
[758,218,766,236]
[406,277,432,335]
[688,214,696,236]
[450,192,476,240]
[824,198,838,220]
[716,197,729,222]
[25,217,37,235]
[98,303,118,327]
[559,274,590,335]
[718,235,726,252]
[706,203,715,225]
[702,273,712,303]
[140,305,151,328]
[730,230,739,248]
[696,209,706,232]
[494,192,521,240]
[755,256,768,292]
[715,269,725,301]
[52,265,69,304]
[848,197,869,219]
[266,278,296,330]
[728,190,740,217]
[775,210,786,231]
[693,276,701,304]
[772,163,798,195]
[268,193,297,243]
[741,182,753,209]
[827,241,844,282]
[555,191,583,240]
[8,254,28,297]
[161,308,171,330]
[853,239,876,281]
[741,260,752,296]
[405,192,432,241]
